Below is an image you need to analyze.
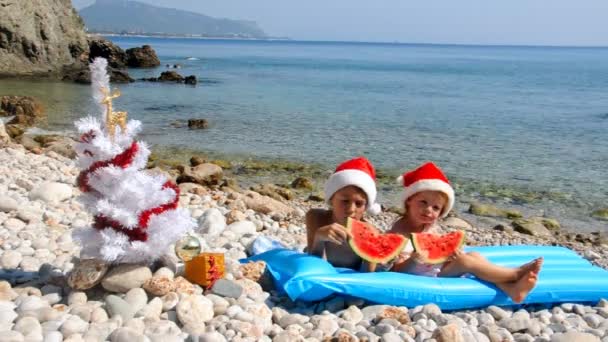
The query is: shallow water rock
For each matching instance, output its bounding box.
[469,203,522,219]
[591,208,608,221]
[126,45,160,68]
[511,218,551,237]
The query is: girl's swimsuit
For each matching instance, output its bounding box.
[375,225,444,277]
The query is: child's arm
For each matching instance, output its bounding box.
[360,261,377,272]
[305,209,351,258]
[391,252,423,273]
[305,210,326,258]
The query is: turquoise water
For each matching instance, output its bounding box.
[1,37,607,231]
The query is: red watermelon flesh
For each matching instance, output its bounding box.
[347,218,407,264]
[410,230,466,264]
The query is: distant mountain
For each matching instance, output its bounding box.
[79,0,266,38]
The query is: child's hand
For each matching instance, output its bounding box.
[315,223,351,245]
[409,251,426,264]
[446,248,464,263]
[394,253,408,264]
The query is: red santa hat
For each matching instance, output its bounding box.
[397,162,454,218]
[324,157,382,215]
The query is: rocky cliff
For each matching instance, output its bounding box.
[0,0,89,77]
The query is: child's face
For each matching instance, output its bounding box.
[405,191,446,225]
[330,185,368,225]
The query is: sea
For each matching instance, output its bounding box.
[1,37,607,232]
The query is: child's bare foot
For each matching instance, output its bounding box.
[502,258,543,303]
[517,257,543,278]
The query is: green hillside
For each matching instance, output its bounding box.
[79,0,266,38]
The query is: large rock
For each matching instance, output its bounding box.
[62,65,134,84]
[235,190,294,216]
[1,95,44,118]
[40,135,77,158]
[1,95,45,139]
[67,259,109,290]
[511,218,551,237]
[88,37,127,68]
[177,163,223,186]
[158,71,184,82]
[101,264,153,293]
[250,183,294,201]
[291,177,313,190]
[0,0,88,77]
[125,45,160,68]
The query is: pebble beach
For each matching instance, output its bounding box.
[1,143,608,342]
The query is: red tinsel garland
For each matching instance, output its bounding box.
[77,141,140,192]
[138,181,180,228]
[78,140,180,242]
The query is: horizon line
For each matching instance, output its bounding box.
[101,33,608,49]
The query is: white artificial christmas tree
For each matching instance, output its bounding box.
[72,58,196,264]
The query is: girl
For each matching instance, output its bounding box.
[306,157,382,270]
[379,162,543,303]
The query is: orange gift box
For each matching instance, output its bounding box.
[184,253,225,287]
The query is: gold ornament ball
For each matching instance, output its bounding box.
[175,235,201,261]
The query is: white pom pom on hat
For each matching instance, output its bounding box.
[324,157,382,215]
[397,162,455,218]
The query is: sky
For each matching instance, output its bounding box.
[72,0,608,46]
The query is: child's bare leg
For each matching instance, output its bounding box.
[495,258,543,303]
[439,252,541,284]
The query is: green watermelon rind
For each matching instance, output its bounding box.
[347,218,407,264]
[410,230,466,264]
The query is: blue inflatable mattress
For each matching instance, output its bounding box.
[245,245,608,310]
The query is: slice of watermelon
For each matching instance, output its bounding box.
[410,230,466,264]
[347,218,407,264]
